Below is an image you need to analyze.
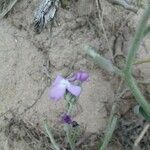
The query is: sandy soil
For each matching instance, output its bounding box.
[0,0,149,149]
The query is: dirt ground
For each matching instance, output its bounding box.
[0,0,150,149]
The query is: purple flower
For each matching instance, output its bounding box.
[61,113,72,124]
[48,75,81,101]
[60,113,79,127]
[68,71,89,82]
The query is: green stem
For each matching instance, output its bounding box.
[143,25,150,37]
[67,102,74,115]
[44,120,60,150]
[65,124,75,150]
[65,95,76,150]
[125,5,150,73]
[124,74,150,116]
[83,45,123,76]
[124,4,150,117]
[100,115,118,150]
[108,103,117,127]
[99,79,127,150]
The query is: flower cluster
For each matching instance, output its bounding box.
[48,71,89,101]
[61,113,79,127]
[48,71,89,127]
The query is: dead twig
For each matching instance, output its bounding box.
[0,0,18,19]
[107,0,138,13]
[33,0,59,34]
[134,123,150,147]
[95,0,114,61]
[134,56,150,65]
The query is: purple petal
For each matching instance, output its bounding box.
[61,113,72,124]
[48,84,66,101]
[67,84,81,96]
[76,71,89,82]
[68,71,89,82]
[52,75,64,86]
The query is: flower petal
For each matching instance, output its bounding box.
[61,113,72,124]
[67,84,81,96]
[52,75,64,86]
[68,71,89,82]
[48,84,66,101]
[75,71,89,82]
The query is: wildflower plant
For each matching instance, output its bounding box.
[44,71,89,150]
[44,3,150,150]
[84,4,150,150]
